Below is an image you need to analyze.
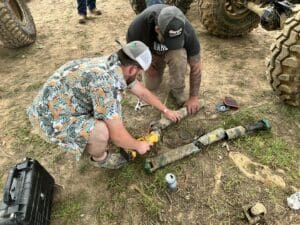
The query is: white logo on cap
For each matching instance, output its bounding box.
[169,28,182,38]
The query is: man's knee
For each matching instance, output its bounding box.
[89,120,109,144]
[165,49,188,68]
[144,70,163,91]
[165,49,188,90]
[144,57,165,91]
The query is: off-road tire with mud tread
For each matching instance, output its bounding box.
[129,0,193,14]
[0,0,36,48]
[198,0,260,37]
[266,11,300,107]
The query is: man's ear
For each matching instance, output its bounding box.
[155,26,160,34]
[128,65,138,75]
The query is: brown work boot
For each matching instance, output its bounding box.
[90,8,102,16]
[78,14,87,24]
[170,90,186,107]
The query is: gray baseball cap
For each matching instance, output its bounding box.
[122,41,152,70]
[158,6,185,50]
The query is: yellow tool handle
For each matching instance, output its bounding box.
[138,131,159,143]
[121,131,160,161]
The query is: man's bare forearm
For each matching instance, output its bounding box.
[130,81,167,113]
[105,118,140,150]
[189,55,202,97]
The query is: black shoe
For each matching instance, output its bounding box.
[78,14,87,24]
[90,9,102,16]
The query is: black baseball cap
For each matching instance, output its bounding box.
[157,6,185,50]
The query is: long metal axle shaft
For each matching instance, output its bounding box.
[144,119,271,173]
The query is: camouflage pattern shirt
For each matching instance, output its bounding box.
[27,54,135,160]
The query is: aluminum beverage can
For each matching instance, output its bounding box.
[165,173,177,191]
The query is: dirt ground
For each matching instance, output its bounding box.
[0,0,299,225]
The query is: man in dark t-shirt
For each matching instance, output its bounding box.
[127,4,202,114]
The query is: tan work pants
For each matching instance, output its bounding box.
[144,49,188,97]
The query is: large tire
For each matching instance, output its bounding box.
[0,0,36,48]
[198,0,260,37]
[129,0,193,14]
[129,0,146,14]
[266,11,300,107]
[171,0,193,14]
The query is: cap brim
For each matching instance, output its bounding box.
[164,35,184,50]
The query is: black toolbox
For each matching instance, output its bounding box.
[0,158,55,225]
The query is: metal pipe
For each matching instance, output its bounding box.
[246,2,266,16]
[144,119,271,173]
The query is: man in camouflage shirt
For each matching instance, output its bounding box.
[28,41,181,169]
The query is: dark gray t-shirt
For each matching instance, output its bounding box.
[127,4,200,57]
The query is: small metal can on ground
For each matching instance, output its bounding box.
[287,192,300,210]
[165,173,177,191]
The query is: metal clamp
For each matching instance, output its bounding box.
[135,99,149,111]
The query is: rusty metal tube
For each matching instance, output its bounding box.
[225,126,246,140]
[144,143,200,173]
[144,119,271,173]
[144,128,226,173]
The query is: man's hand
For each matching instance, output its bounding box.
[163,109,182,122]
[105,117,153,154]
[136,141,153,155]
[130,81,182,121]
[185,96,200,114]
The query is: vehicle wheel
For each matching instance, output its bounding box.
[266,11,300,107]
[0,0,36,48]
[198,0,260,37]
[129,0,146,14]
[170,0,193,14]
[129,0,193,14]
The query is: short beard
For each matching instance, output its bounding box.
[157,32,164,43]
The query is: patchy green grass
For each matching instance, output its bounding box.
[99,160,183,218]
[12,119,55,158]
[223,173,242,193]
[234,80,247,88]
[121,97,136,109]
[78,160,90,174]
[219,49,230,59]
[266,186,283,204]
[94,200,117,222]
[278,104,300,123]
[139,164,184,217]
[0,1,298,225]
[236,133,298,170]
[52,192,87,224]
[0,171,3,191]
[0,88,20,99]
[232,61,245,70]
[101,163,140,193]
[219,110,257,129]
[0,86,5,96]
[139,192,161,217]
[25,82,44,92]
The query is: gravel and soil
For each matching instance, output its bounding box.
[0,1,299,225]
